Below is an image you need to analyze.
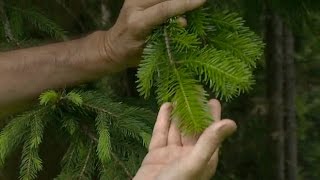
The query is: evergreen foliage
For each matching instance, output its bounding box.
[0,1,267,179]
[137,7,264,134]
[0,1,65,42]
[0,90,155,180]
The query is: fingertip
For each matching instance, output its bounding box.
[149,102,172,151]
[208,99,221,108]
[159,102,172,112]
[208,99,221,121]
[197,0,207,5]
[156,102,172,124]
[217,119,237,137]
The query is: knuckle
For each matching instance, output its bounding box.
[127,13,145,30]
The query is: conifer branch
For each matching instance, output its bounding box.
[81,125,133,179]
[137,7,264,133]
[82,103,119,118]
[64,146,76,171]
[78,140,93,180]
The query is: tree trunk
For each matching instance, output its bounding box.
[101,0,112,28]
[0,0,15,43]
[283,24,298,180]
[265,12,285,180]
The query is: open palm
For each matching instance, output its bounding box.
[134,100,237,180]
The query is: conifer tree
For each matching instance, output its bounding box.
[0,2,264,179]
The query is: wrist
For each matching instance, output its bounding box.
[80,30,125,74]
[100,29,130,72]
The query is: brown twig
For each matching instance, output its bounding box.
[164,27,175,65]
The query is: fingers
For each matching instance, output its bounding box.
[199,149,220,179]
[149,103,172,151]
[207,149,219,175]
[191,120,237,166]
[181,99,221,146]
[204,99,221,176]
[168,119,182,146]
[143,0,206,27]
[181,134,199,146]
[208,99,221,122]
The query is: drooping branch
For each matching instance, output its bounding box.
[81,124,133,179]
[78,140,93,180]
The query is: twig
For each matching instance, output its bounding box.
[164,27,175,65]
[82,102,119,118]
[78,140,93,180]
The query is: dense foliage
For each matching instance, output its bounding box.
[0,0,319,180]
[137,8,263,134]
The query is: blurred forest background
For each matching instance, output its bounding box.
[0,0,319,179]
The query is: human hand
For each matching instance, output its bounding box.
[102,0,206,70]
[133,99,237,180]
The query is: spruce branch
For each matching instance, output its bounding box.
[182,47,254,99]
[0,107,47,167]
[19,111,48,180]
[78,140,94,180]
[81,125,133,179]
[95,113,112,164]
[55,136,83,179]
[7,6,66,40]
[171,68,212,133]
[137,6,264,134]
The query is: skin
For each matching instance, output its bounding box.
[0,0,237,179]
[134,100,236,180]
[0,0,207,113]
